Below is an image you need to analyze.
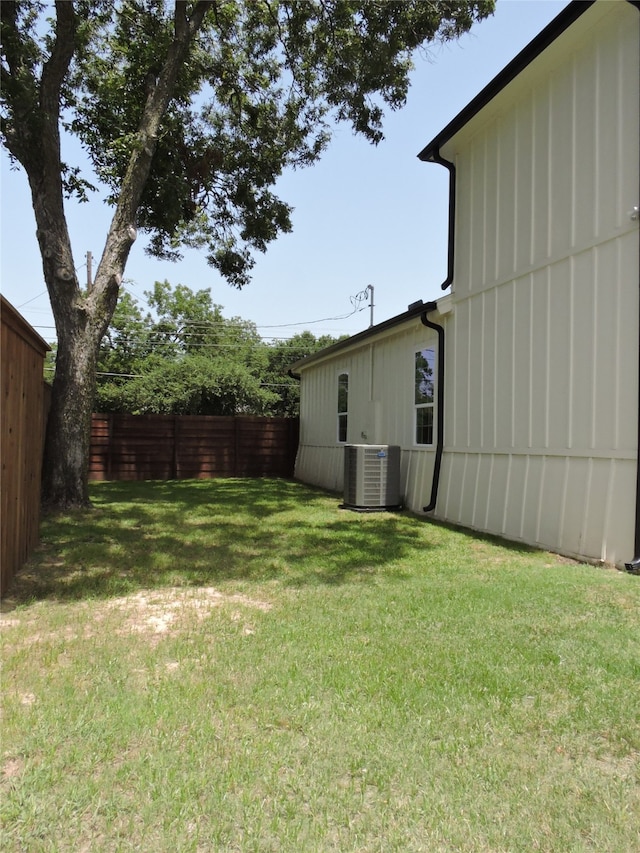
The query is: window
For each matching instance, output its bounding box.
[337,372,349,442]
[415,348,435,445]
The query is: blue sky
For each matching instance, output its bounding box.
[1,0,568,344]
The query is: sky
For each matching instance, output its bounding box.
[1,0,569,345]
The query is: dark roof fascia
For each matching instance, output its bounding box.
[417,0,597,162]
[288,301,429,374]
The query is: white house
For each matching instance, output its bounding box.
[290,0,640,570]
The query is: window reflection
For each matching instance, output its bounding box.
[415,348,435,445]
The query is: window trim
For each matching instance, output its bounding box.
[337,370,349,444]
[414,346,436,447]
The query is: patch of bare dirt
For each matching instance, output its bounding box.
[0,587,272,648]
[106,587,271,640]
[1,756,23,782]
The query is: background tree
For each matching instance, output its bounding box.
[98,290,150,377]
[95,283,340,416]
[263,331,344,417]
[1,0,495,507]
[99,355,278,415]
[96,281,277,415]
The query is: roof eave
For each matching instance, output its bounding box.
[288,300,430,374]
[417,0,596,163]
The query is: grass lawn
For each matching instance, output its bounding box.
[1,478,639,852]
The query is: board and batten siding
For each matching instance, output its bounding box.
[435,0,639,566]
[295,1,639,568]
[296,320,439,503]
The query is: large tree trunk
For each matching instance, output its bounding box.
[35,217,114,507]
[42,326,99,508]
[40,252,121,508]
[2,0,211,509]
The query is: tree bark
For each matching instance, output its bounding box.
[42,324,98,508]
[2,1,212,508]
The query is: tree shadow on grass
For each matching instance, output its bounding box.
[4,479,438,606]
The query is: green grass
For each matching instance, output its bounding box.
[2,478,639,852]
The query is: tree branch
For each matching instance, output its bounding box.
[1,1,80,329]
[0,2,41,159]
[40,1,76,115]
[175,0,213,40]
[92,1,213,326]
[0,1,21,76]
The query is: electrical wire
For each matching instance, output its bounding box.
[28,288,373,346]
[17,291,49,309]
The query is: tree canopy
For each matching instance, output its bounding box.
[94,281,341,416]
[1,0,495,507]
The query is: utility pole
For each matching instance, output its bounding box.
[86,251,92,289]
[367,284,374,327]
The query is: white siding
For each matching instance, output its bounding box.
[295,321,440,503]
[295,1,639,568]
[452,2,639,300]
[436,1,639,566]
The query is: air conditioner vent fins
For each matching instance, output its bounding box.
[343,444,402,511]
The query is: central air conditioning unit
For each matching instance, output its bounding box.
[343,444,402,511]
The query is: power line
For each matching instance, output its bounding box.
[31,324,353,343]
[26,286,373,339]
[17,291,48,309]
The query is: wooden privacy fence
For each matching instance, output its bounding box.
[90,414,299,481]
[1,296,50,597]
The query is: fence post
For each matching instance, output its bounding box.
[233,417,239,477]
[173,415,178,479]
[106,414,113,481]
